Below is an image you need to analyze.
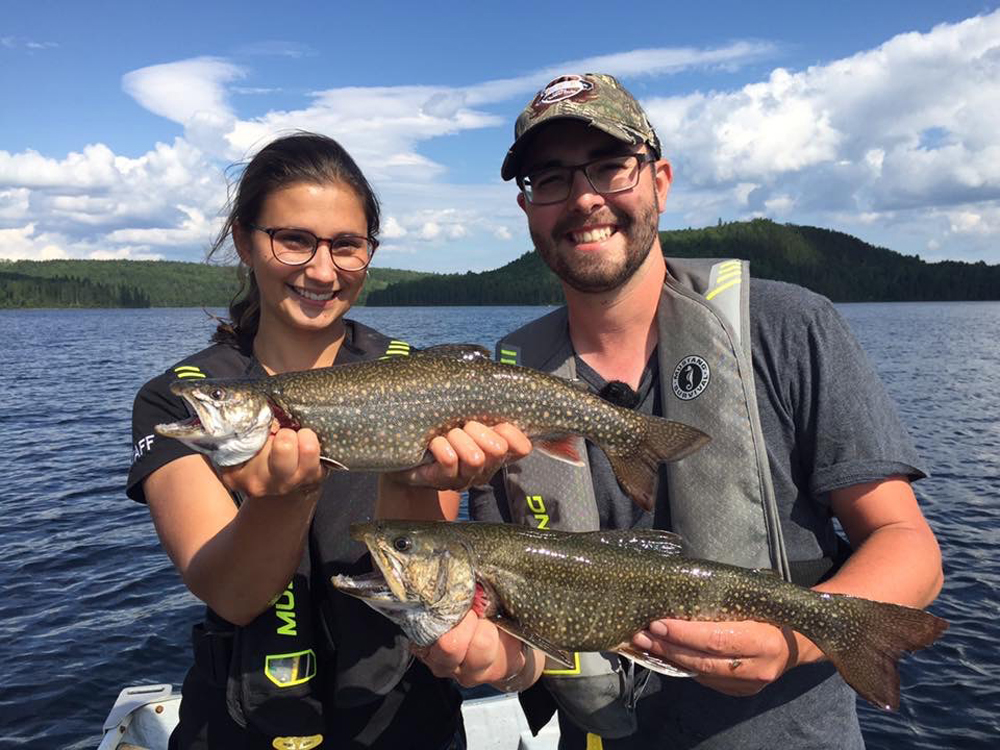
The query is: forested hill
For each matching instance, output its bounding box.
[3,220,998,308]
[0,259,430,308]
[365,219,1000,305]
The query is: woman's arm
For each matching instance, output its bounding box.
[145,427,326,625]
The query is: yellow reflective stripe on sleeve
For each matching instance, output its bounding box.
[499,348,518,365]
[173,366,206,379]
[542,651,581,676]
[586,733,604,750]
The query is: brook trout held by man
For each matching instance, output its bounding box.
[332,520,948,711]
[154,345,708,509]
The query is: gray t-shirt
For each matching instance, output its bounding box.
[469,279,925,749]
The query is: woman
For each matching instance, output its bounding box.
[127,132,529,749]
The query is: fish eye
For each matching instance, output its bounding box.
[392,536,412,552]
[210,388,226,401]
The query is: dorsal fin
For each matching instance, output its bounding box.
[418,344,492,362]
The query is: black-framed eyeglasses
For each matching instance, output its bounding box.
[247,224,378,271]
[518,152,657,205]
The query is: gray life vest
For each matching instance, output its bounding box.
[498,258,790,739]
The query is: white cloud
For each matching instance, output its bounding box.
[0,224,66,260]
[6,19,1000,267]
[0,188,30,220]
[382,216,408,239]
[122,57,243,126]
[106,205,217,247]
[236,41,317,58]
[644,10,1000,235]
[417,222,441,241]
[1,36,57,51]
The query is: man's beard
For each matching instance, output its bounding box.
[531,201,659,294]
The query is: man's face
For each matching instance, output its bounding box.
[516,120,671,294]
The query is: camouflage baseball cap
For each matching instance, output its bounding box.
[501,73,661,181]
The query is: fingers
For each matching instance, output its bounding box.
[220,428,325,498]
[490,422,533,461]
[411,613,522,688]
[631,619,793,696]
[395,421,532,491]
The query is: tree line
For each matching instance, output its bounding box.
[365,219,1000,305]
[3,220,998,308]
[0,259,431,308]
[0,270,152,308]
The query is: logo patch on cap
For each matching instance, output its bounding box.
[531,75,595,114]
[672,356,710,401]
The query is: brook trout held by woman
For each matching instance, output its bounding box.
[154,345,708,510]
[332,520,948,711]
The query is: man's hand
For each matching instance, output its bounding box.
[631,618,806,697]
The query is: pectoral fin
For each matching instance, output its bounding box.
[320,456,349,470]
[492,616,575,668]
[614,644,697,678]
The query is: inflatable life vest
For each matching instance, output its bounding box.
[185,322,415,749]
[499,259,790,739]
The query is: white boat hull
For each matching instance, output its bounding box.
[97,684,559,750]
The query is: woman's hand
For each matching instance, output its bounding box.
[412,611,541,692]
[631,618,805,697]
[219,425,327,499]
[388,421,532,492]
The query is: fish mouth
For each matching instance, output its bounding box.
[154,412,207,439]
[369,547,410,602]
[331,570,416,611]
[347,524,410,601]
[158,385,236,441]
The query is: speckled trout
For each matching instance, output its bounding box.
[332,520,948,711]
[154,345,709,509]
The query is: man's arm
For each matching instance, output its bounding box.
[631,476,943,696]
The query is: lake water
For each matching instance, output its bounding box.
[0,303,996,749]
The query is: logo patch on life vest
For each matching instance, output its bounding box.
[672,356,710,401]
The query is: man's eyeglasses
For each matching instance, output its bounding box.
[518,152,657,205]
[247,225,377,271]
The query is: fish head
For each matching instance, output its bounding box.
[332,521,477,646]
[154,380,274,466]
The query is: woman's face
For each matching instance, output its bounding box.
[236,181,369,339]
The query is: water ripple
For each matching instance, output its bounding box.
[1,304,997,748]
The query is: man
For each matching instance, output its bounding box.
[415,74,943,749]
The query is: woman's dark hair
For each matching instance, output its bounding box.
[209,132,380,351]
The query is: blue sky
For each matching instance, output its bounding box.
[2,0,999,271]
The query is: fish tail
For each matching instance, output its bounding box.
[607,415,710,511]
[812,596,947,711]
